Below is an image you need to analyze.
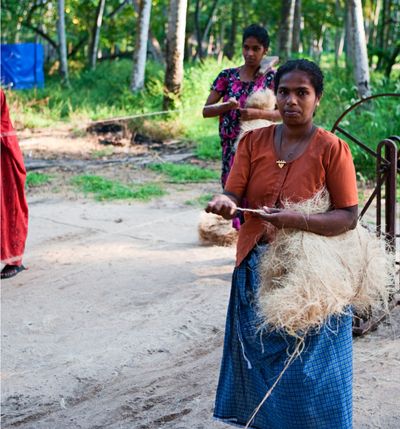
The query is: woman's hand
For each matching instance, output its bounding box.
[258,207,301,229]
[227,97,240,110]
[203,93,240,118]
[205,194,238,219]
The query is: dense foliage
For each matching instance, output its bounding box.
[2,1,399,75]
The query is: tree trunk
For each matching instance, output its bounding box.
[279,0,296,62]
[334,30,345,66]
[207,33,215,56]
[334,0,344,66]
[348,0,371,98]
[385,44,400,77]
[292,0,302,53]
[89,0,106,70]
[194,0,203,60]
[131,0,152,91]
[344,0,354,71]
[217,20,225,62]
[224,0,238,60]
[370,0,382,66]
[312,25,325,62]
[382,0,391,52]
[131,0,164,63]
[148,34,164,63]
[163,0,188,110]
[57,0,69,85]
[376,0,389,69]
[201,0,219,48]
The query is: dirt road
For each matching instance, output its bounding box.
[1,192,399,429]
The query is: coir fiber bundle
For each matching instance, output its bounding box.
[257,189,394,336]
[198,212,238,247]
[235,88,276,149]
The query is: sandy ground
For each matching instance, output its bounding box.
[1,128,400,428]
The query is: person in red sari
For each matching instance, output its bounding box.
[1,89,28,279]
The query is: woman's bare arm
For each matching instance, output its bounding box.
[202,90,239,118]
[259,205,358,236]
[239,107,281,122]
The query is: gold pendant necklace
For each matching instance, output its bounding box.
[276,126,288,168]
[276,125,315,168]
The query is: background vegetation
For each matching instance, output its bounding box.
[6,55,399,179]
[2,0,399,179]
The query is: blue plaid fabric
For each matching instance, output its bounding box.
[214,245,353,429]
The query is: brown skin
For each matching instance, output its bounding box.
[206,70,358,237]
[202,36,281,122]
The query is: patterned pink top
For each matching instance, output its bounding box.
[211,67,275,186]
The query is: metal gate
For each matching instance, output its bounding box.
[331,93,400,335]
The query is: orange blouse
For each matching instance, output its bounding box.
[225,125,358,266]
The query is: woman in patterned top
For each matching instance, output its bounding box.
[202,24,280,194]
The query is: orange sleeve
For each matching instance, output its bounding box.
[325,138,358,208]
[224,132,253,200]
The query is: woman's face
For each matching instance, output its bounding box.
[242,37,267,67]
[276,70,321,126]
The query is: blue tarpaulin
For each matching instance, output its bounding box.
[1,43,44,89]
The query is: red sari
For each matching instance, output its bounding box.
[1,90,28,265]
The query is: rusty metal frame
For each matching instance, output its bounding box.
[331,93,400,336]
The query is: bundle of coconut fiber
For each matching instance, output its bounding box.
[235,88,276,149]
[198,212,238,247]
[257,189,395,337]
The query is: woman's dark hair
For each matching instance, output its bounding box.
[242,24,270,49]
[274,59,324,96]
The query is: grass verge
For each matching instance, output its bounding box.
[26,172,54,187]
[148,162,219,183]
[71,174,165,201]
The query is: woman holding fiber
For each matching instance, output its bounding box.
[206,59,358,428]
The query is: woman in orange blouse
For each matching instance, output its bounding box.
[206,60,358,428]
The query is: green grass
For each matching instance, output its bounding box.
[71,174,165,201]
[148,162,219,183]
[185,193,214,206]
[26,172,53,187]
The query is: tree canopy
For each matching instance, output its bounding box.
[2,0,398,75]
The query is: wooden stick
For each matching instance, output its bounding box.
[236,207,266,215]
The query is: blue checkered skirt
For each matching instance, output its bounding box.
[214,245,353,429]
